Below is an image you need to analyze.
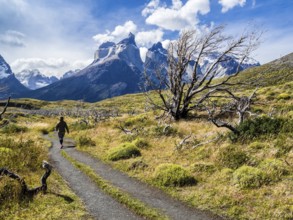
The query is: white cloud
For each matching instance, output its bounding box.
[0,30,26,47]
[93,21,137,46]
[136,29,164,47]
[142,0,160,17]
[112,21,137,37]
[139,47,148,62]
[162,39,171,49]
[144,0,210,31]
[10,57,92,77]
[218,0,246,13]
[92,33,115,46]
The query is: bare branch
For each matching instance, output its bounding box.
[0,96,11,121]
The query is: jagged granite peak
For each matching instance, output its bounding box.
[15,69,58,90]
[94,41,116,60]
[118,32,136,46]
[145,42,168,71]
[0,55,29,98]
[94,33,143,71]
[0,54,13,79]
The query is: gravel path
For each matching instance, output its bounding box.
[45,135,142,220]
[46,135,224,220]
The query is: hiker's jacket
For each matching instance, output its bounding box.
[56,121,69,133]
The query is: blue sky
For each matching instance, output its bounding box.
[0,0,292,77]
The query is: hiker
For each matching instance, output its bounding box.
[56,116,69,149]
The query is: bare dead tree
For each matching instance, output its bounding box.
[0,96,10,121]
[203,88,258,134]
[0,161,53,197]
[143,25,261,121]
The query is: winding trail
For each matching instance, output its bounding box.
[46,135,224,220]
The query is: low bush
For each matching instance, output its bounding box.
[248,141,268,150]
[233,166,266,189]
[128,159,148,171]
[274,135,293,157]
[124,114,151,127]
[154,163,197,187]
[150,125,178,137]
[39,128,49,135]
[1,123,27,134]
[132,138,150,149]
[277,93,291,100]
[258,159,289,182]
[71,122,93,131]
[233,116,286,141]
[108,143,141,161]
[216,145,249,169]
[192,163,216,174]
[77,136,96,147]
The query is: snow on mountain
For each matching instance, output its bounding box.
[61,69,80,79]
[93,33,143,72]
[0,55,13,79]
[0,54,29,98]
[15,69,58,90]
[26,33,142,102]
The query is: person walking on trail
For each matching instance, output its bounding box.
[56,116,69,149]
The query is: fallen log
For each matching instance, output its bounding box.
[0,160,53,196]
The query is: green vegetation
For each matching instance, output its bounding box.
[154,164,197,187]
[107,142,141,161]
[232,166,266,189]
[77,136,96,147]
[0,114,93,219]
[2,61,293,219]
[62,151,168,220]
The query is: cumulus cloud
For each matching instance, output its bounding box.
[93,21,137,46]
[0,30,26,47]
[139,47,148,62]
[136,29,164,48]
[10,57,92,77]
[144,0,210,31]
[219,0,246,13]
[142,0,160,17]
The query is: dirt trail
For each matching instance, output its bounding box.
[46,135,224,220]
[45,135,142,220]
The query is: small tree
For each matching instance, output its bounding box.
[144,25,261,122]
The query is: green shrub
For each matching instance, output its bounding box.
[128,159,148,170]
[217,168,234,182]
[151,125,178,137]
[39,128,49,135]
[277,93,291,100]
[154,163,197,187]
[274,136,293,157]
[108,143,141,161]
[1,123,27,134]
[234,116,286,141]
[124,114,151,127]
[132,138,150,149]
[71,122,93,131]
[233,166,266,189]
[258,159,289,182]
[248,141,268,150]
[77,136,96,147]
[216,145,249,169]
[192,163,216,174]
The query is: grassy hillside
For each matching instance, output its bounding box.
[0,60,292,219]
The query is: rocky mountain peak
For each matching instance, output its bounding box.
[0,54,13,79]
